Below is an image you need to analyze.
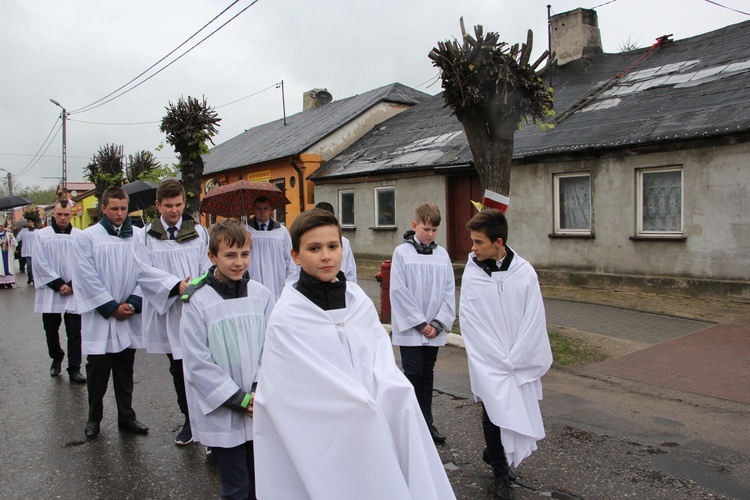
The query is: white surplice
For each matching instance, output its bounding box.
[244,223,296,299]
[134,222,211,359]
[254,282,455,500]
[180,280,274,448]
[459,250,552,467]
[74,224,143,355]
[32,225,81,313]
[17,227,37,258]
[390,243,455,346]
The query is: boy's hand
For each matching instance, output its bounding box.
[245,393,255,417]
[59,284,73,296]
[178,277,191,295]
[112,303,135,321]
[420,325,437,339]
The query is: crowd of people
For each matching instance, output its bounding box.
[1,179,552,500]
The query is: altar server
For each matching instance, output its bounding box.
[135,179,211,445]
[459,209,552,500]
[32,200,86,383]
[74,187,148,439]
[254,208,455,500]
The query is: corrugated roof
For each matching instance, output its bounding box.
[313,19,750,180]
[203,82,429,175]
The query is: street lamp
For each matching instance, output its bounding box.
[49,99,68,200]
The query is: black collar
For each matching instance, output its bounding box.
[52,218,73,235]
[473,247,515,276]
[295,268,347,311]
[206,266,250,299]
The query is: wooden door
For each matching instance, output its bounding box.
[446,175,483,261]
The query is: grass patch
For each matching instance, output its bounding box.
[548,330,608,367]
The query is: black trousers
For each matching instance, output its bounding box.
[167,354,189,417]
[24,257,33,283]
[481,403,510,478]
[42,312,82,371]
[399,345,439,426]
[212,441,256,500]
[85,348,137,424]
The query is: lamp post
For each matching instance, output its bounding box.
[49,99,68,200]
[0,167,14,225]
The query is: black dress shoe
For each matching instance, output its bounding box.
[428,424,446,443]
[118,420,149,434]
[492,476,514,500]
[50,360,62,377]
[69,370,87,384]
[84,421,100,439]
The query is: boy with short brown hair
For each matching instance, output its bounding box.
[254,208,455,500]
[180,219,274,499]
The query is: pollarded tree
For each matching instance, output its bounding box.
[126,150,161,183]
[429,20,554,197]
[160,96,221,218]
[84,143,126,203]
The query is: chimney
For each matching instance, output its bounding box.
[303,88,333,111]
[550,8,603,66]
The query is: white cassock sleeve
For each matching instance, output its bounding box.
[254,283,455,500]
[32,228,60,288]
[134,232,181,316]
[390,247,428,329]
[459,253,552,467]
[74,230,116,313]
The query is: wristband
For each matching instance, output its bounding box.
[240,393,252,409]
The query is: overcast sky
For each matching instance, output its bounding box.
[1,0,746,191]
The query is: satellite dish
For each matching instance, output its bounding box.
[315,90,333,105]
[205,179,219,194]
[71,190,78,197]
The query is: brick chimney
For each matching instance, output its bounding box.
[303,88,333,111]
[550,8,603,66]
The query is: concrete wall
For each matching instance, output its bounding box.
[509,142,750,281]
[314,174,448,259]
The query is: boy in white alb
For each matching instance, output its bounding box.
[390,202,455,444]
[135,179,211,445]
[32,200,86,383]
[74,187,148,439]
[180,220,274,499]
[243,196,296,299]
[254,209,455,500]
[460,209,552,500]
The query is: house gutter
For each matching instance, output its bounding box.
[290,157,305,214]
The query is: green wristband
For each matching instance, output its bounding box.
[241,393,252,409]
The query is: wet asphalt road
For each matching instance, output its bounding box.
[2,281,750,499]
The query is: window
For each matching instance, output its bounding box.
[554,173,591,234]
[374,187,395,227]
[271,178,286,226]
[339,190,355,227]
[637,167,682,235]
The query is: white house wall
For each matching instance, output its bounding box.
[509,141,750,281]
[314,175,448,259]
[305,102,412,161]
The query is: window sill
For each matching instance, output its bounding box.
[629,235,686,242]
[341,226,357,232]
[369,226,398,232]
[548,233,595,239]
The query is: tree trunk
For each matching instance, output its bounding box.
[181,156,204,221]
[457,110,516,197]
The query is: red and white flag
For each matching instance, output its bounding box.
[483,190,509,213]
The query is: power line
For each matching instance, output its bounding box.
[69,118,161,126]
[14,117,61,176]
[703,0,750,16]
[71,0,261,115]
[16,122,62,177]
[216,84,277,109]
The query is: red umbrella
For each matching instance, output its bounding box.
[200,181,291,219]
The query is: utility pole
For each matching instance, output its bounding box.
[0,167,13,225]
[277,80,287,125]
[49,99,68,200]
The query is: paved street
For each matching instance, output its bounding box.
[1,280,749,499]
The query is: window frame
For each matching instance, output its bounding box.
[553,172,592,236]
[338,189,355,228]
[373,186,396,228]
[270,178,286,226]
[636,166,684,237]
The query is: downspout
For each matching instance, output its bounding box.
[290,157,305,214]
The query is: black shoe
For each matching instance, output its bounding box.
[428,424,446,443]
[50,360,62,377]
[492,476,514,500]
[118,419,149,434]
[175,420,193,446]
[84,421,100,439]
[69,370,87,384]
